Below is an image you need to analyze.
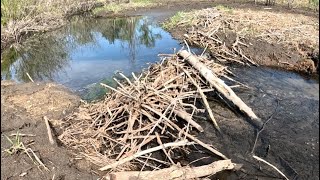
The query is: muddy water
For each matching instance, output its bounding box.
[193,66,319,179]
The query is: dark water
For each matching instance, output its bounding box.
[1,16,192,100]
[195,66,319,179]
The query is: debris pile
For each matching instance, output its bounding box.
[58,50,259,178]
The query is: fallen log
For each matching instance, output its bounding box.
[178,50,263,129]
[107,159,239,180]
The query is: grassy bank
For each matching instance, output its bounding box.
[1,0,103,50]
[93,0,157,15]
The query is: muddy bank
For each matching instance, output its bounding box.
[1,81,99,179]
[195,66,319,179]
[158,7,319,77]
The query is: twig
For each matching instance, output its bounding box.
[10,133,36,137]
[43,116,55,145]
[26,72,34,82]
[253,155,289,180]
[251,99,279,153]
[184,39,191,53]
[155,132,175,164]
[181,67,221,133]
[174,109,204,132]
[99,140,195,171]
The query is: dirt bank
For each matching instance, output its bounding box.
[1,81,99,179]
[151,5,319,77]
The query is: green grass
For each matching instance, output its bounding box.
[162,11,193,30]
[93,4,122,14]
[309,0,319,8]
[3,132,24,155]
[215,5,234,14]
[1,0,29,25]
[93,0,155,14]
[3,132,49,170]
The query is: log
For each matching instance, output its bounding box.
[107,159,239,180]
[178,50,263,129]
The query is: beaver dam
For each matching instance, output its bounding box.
[58,49,260,179]
[1,5,319,180]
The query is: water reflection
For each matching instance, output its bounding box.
[1,16,181,93]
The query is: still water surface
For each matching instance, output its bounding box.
[1,16,187,100]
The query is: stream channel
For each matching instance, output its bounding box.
[1,15,319,179]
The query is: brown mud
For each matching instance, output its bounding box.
[1,1,319,180]
[1,81,99,179]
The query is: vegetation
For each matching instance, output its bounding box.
[162,11,194,30]
[1,0,103,50]
[3,132,25,155]
[93,0,155,14]
[4,132,49,170]
[216,5,234,13]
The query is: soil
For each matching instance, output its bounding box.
[1,81,99,180]
[1,1,319,180]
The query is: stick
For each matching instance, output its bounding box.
[26,72,34,82]
[169,118,227,160]
[251,99,279,153]
[100,83,136,100]
[253,155,289,180]
[143,104,228,160]
[178,50,263,129]
[43,116,55,145]
[155,132,175,164]
[99,140,195,171]
[107,159,238,180]
[173,109,204,132]
[181,67,221,133]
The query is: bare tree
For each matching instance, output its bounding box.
[265,0,276,6]
[254,0,276,6]
[287,0,295,8]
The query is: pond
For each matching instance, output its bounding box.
[1,14,318,179]
[1,16,196,100]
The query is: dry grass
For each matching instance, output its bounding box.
[1,0,103,50]
[5,83,79,119]
[219,8,319,50]
[163,6,319,62]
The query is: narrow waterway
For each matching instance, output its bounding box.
[1,14,318,179]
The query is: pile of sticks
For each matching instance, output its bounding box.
[182,8,257,66]
[177,7,318,63]
[59,50,260,178]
